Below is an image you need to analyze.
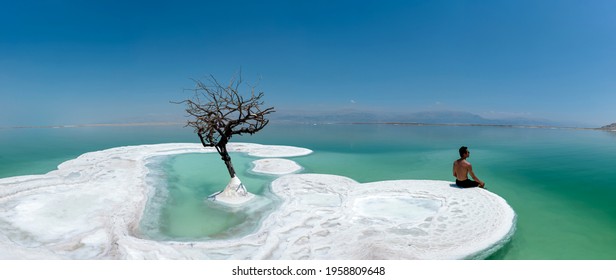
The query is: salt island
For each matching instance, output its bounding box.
[0,143,515,259]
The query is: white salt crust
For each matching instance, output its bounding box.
[0,143,515,259]
[208,176,255,205]
[252,158,303,175]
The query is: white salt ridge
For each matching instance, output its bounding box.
[238,144,312,158]
[252,158,303,175]
[0,143,515,259]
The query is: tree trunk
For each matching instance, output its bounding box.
[216,144,236,178]
[223,156,236,178]
[198,133,237,178]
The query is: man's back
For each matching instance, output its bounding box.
[453,159,471,181]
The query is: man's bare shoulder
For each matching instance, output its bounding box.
[457,159,471,167]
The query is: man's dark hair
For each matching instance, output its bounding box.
[459,146,468,157]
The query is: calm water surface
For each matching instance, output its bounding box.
[1,124,615,259]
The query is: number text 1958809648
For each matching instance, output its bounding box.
[326,266,386,276]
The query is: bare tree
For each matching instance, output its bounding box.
[177,73,274,203]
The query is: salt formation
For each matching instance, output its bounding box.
[207,176,255,205]
[0,143,515,259]
[252,158,303,175]
[267,175,516,259]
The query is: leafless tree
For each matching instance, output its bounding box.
[178,73,275,179]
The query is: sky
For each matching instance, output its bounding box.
[1,0,615,127]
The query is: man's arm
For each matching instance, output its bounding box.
[453,162,457,177]
[468,164,483,184]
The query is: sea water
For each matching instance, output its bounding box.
[1,124,615,259]
[139,152,276,241]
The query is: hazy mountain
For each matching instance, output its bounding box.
[272,109,571,127]
[272,110,381,123]
[391,111,488,124]
[599,123,616,130]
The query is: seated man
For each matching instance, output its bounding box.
[453,146,485,188]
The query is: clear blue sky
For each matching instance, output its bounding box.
[1,0,615,127]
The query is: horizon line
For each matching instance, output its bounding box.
[1,120,608,131]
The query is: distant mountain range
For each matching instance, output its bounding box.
[599,123,616,131]
[271,110,583,127]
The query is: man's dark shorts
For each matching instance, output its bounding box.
[456,179,480,188]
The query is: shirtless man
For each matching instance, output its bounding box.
[453,146,485,188]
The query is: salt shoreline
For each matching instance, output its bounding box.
[0,143,515,259]
[252,158,303,175]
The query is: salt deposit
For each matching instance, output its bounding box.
[208,176,255,205]
[267,175,516,259]
[252,158,303,175]
[0,143,515,259]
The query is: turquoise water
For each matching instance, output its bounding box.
[0,125,195,178]
[1,124,615,259]
[139,152,277,241]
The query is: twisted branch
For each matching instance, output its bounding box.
[176,72,275,149]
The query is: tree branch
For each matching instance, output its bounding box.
[177,72,275,149]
